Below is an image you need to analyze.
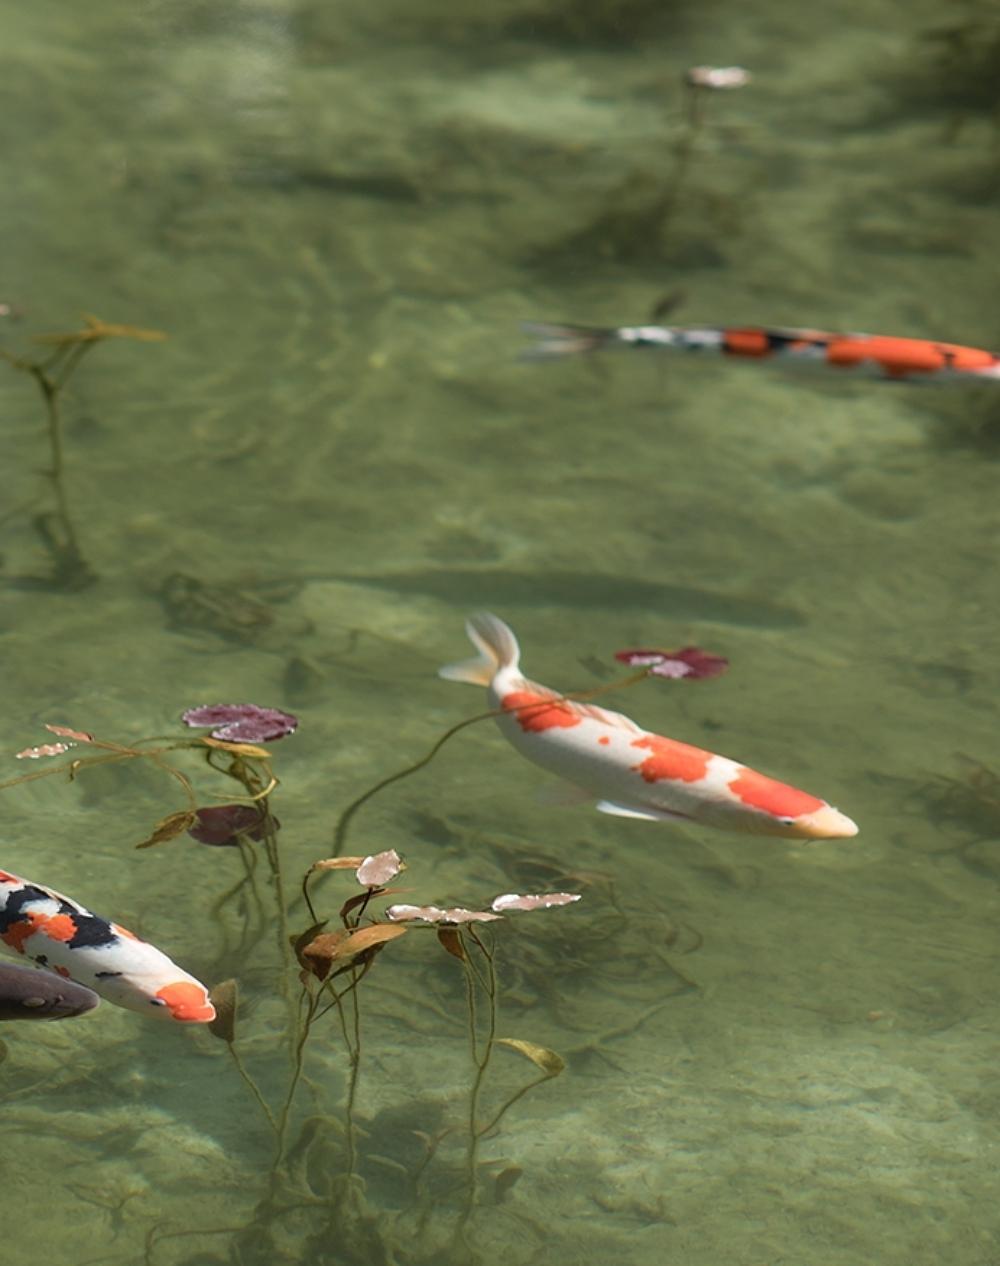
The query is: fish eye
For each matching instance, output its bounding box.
[778,817,795,826]
[149,998,166,1007]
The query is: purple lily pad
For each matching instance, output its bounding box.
[182,703,299,743]
[188,804,276,846]
[614,647,728,680]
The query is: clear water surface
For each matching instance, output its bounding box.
[2,2,1000,1263]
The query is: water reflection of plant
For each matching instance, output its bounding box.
[1,314,166,590]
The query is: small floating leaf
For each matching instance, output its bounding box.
[497,1038,565,1077]
[490,892,581,913]
[188,804,274,847]
[310,857,366,873]
[182,703,298,743]
[135,809,198,849]
[208,979,238,1043]
[16,742,73,760]
[614,647,728,680]
[44,724,95,742]
[385,904,502,925]
[356,849,403,887]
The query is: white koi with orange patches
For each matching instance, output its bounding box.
[0,869,215,1023]
[439,613,857,841]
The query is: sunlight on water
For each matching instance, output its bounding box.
[2,1,1000,1263]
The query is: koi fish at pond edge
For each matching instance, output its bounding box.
[439,612,858,841]
[0,869,215,1023]
[522,321,1000,383]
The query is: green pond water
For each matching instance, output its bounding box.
[3,1,1000,1262]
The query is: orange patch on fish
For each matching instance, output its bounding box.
[156,980,215,1023]
[598,735,610,745]
[723,328,771,357]
[825,336,961,377]
[631,734,712,783]
[503,690,582,733]
[112,923,141,941]
[40,913,78,942]
[727,767,825,817]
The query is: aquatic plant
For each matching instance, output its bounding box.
[0,313,166,590]
[0,642,718,1263]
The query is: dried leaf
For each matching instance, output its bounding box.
[494,1166,523,1205]
[208,979,238,1043]
[614,647,728,680]
[310,857,366,873]
[16,742,72,760]
[199,738,273,759]
[44,724,94,742]
[300,930,349,980]
[331,924,408,959]
[135,809,198,849]
[291,921,328,969]
[188,804,273,846]
[339,888,403,921]
[385,904,502,925]
[490,892,582,913]
[437,927,466,960]
[497,1038,565,1077]
[356,849,403,887]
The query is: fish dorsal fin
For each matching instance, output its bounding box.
[519,677,644,734]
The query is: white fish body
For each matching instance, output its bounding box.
[0,868,215,1023]
[440,613,857,840]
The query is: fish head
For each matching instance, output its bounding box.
[774,803,859,841]
[154,980,216,1023]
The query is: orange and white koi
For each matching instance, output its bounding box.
[523,321,1000,383]
[440,613,857,840]
[0,868,215,1023]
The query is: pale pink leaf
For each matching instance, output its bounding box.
[16,742,73,760]
[44,724,94,742]
[490,892,582,913]
[385,904,502,925]
[356,849,403,888]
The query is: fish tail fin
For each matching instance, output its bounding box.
[520,321,620,360]
[439,611,521,686]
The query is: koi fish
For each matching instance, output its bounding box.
[0,962,99,1021]
[0,869,215,1023]
[522,321,1000,383]
[439,613,857,840]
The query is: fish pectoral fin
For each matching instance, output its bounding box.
[595,799,691,823]
[536,781,595,807]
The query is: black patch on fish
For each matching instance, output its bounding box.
[66,913,118,950]
[0,884,52,935]
[94,970,123,979]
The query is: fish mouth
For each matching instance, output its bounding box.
[790,805,859,840]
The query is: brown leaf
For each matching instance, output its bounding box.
[208,979,238,1043]
[497,1038,565,1077]
[135,809,198,849]
[44,724,94,743]
[339,887,403,921]
[291,921,329,969]
[310,857,366,873]
[437,927,466,961]
[300,930,350,981]
[331,924,408,960]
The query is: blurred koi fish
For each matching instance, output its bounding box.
[522,321,1000,383]
[0,869,215,1023]
[439,612,857,841]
